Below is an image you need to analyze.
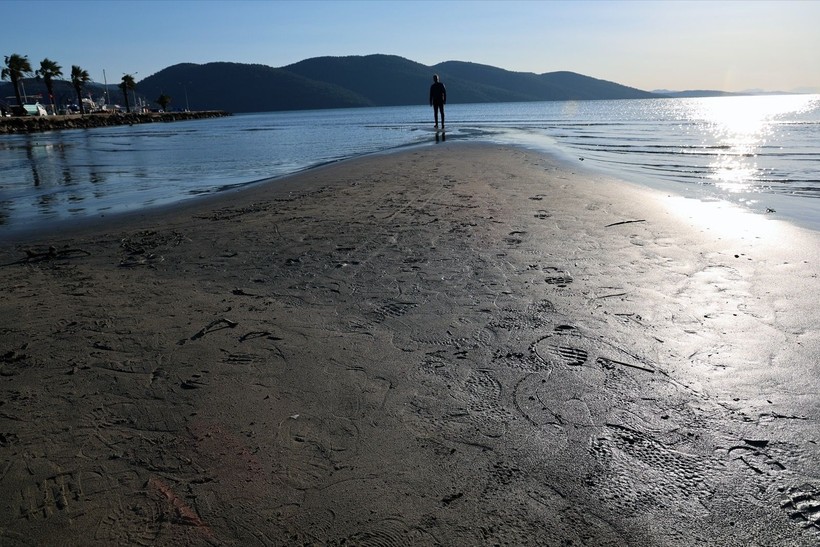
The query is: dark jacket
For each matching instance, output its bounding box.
[430,82,446,106]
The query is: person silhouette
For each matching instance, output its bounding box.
[429,74,446,130]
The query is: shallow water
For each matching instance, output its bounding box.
[1,95,818,234]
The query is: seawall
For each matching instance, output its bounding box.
[0,110,232,134]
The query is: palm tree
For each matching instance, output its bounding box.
[119,74,136,113]
[156,93,171,112]
[1,53,34,110]
[36,58,62,115]
[70,65,90,114]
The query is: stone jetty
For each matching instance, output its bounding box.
[0,110,231,134]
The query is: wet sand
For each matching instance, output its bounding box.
[1,143,818,545]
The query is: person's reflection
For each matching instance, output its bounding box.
[24,136,42,187]
[82,129,106,185]
[435,131,446,143]
[54,132,73,186]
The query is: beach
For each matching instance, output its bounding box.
[1,143,818,545]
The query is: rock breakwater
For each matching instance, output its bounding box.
[0,110,231,134]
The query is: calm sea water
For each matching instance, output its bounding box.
[1,95,818,236]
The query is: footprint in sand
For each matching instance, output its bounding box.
[464,369,508,439]
[781,484,820,530]
[543,267,573,287]
[275,414,360,490]
[587,423,713,517]
[512,369,594,446]
[333,516,441,546]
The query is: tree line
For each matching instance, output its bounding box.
[1,53,171,115]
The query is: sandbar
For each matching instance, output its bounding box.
[1,143,818,545]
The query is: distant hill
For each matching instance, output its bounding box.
[282,54,434,106]
[133,55,661,113]
[653,89,798,98]
[280,55,544,105]
[137,62,372,112]
[434,61,655,101]
[652,89,741,98]
[8,54,756,114]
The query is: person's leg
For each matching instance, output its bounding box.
[433,106,439,128]
[440,106,445,129]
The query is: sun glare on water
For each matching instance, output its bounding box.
[691,94,817,193]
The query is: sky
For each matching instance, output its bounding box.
[4,0,819,93]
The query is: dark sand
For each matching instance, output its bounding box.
[1,143,818,546]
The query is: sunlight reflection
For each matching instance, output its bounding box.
[664,194,780,240]
[691,95,817,193]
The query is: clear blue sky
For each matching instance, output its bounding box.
[5,0,819,93]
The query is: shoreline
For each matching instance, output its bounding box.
[1,143,818,545]
[0,110,232,134]
[2,99,817,236]
[4,135,818,245]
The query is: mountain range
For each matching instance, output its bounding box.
[135,55,659,112]
[2,54,783,114]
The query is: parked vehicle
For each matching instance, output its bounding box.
[21,103,48,116]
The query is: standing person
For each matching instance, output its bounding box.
[429,74,446,130]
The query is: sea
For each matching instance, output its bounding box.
[1,94,819,236]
